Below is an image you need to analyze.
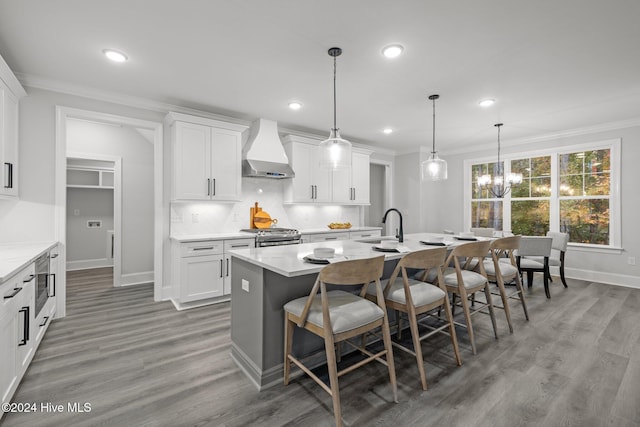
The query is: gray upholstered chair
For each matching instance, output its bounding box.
[516,236,553,298]
[470,227,496,237]
[524,231,569,288]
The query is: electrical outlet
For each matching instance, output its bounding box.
[73,209,80,216]
[192,213,199,223]
[628,256,636,266]
[242,279,250,292]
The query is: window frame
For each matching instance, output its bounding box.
[464,138,621,250]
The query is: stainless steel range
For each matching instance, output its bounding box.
[240,228,302,247]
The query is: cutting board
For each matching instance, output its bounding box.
[253,210,277,229]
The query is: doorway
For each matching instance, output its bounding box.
[54,107,165,318]
[365,160,392,235]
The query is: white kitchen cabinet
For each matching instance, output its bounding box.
[0,54,26,199]
[172,237,255,309]
[284,136,371,205]
[283,139,331,203]
[223,239,254,295]
[304,232,350,243]
[167,112,246,201]
[0,263,35,407]
[349,229,381,240]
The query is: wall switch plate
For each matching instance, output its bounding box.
[73,209,80,216]
[628,256,636,266]
[242,279,249,292]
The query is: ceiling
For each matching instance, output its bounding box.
[1,0,639,154]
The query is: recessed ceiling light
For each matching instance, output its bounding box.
[103,49,128,62]
[288,101,302,110]
[383,127,394,134]
[478,98,495,107]
[382,44,404,58]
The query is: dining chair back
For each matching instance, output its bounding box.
[283,256,397,427]
[517,236,553,298]
[367,247,462,390]
[482,235,529,332]
[440,240,498,354]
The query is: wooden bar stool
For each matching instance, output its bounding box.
[283,256,397,427]
[366,247,462,390]
[482,235,529,333]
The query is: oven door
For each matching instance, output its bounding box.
[35,254,49,316]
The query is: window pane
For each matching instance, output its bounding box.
[560,199,610,245]
[559,153,584,175]
[531,156,551,177]
[531,177,551,197]
[471,200,503,230]
[510,180,529,198]
[585,149,610,173]
[585,172,610,196]
[511,158,530,177]
[511,200,550,236]
[559,175,582,196]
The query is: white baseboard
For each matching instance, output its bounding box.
[66,258,113,271]
[565,267,640,289]
[120,271,154,286]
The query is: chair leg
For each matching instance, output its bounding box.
[407,307,427,390]
[560,260,568,288]
[380,309,398,402]
[514,273,529,321]
[458,290,477,355]
[543,269,551,299]
[442,294,462,366]
[483,284,499,339]
[495,276,513,333]
[324,333,343,427]
[283,315,294,385]
[396,310,402,339]
[526,271,533,288]
[450,293,456,316]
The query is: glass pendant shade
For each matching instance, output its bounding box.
[319,47,352,170]
[421,94,447,181]
[421,152,448,180]
[319,128,352,169]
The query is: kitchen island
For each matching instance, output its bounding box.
[228,232,466,390]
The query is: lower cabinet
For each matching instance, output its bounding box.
[1,263,35,407]
[349,230,382,240]
[303,232,350,243]
[172,238,255,308]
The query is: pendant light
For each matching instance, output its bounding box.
[477,123,523,197]
[319,47,352,170]
[421,94,448,181]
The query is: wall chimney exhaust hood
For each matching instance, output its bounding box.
[242,119,295,178]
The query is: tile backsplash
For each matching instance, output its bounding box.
[170,178,361,235]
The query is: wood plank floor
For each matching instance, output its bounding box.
[3,268,640,426]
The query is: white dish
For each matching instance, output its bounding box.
[379,240,398,249]
[459,231,475,238]
[313,247,335,258]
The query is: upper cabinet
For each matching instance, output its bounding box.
[283,135,371,205]
[0,54,26,199]
[166,112,248,202]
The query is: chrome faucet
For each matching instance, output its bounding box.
[382,208,403,243]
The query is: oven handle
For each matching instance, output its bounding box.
[49,273,56,297]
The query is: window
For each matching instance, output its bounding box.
[465,140,620,248]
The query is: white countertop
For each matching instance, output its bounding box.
[0,241,58,284]
[299,226,382,235]
[228,232,487,277]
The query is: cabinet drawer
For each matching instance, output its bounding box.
[224,238,255,252]
[349,230,382,240]
[306,232,349,243]
[180,241,223,257]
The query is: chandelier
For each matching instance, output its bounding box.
[477,123,522,197]
[421,94,447,181]
[318,47,352,169]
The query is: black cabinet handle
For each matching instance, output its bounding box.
[220,259,223,277]
[4,287,22,299]
[18,306,30,346]
[49,273,56,297]
[212,179,216,196]
[4,162,13,189]
[207,178,211,196]
[193,247,214,251]
[23,274,35,283]
[226,258,230,277]
[51,253,59,259]
[39,316,50,327]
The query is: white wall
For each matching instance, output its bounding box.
[67,119,154,278]
[66,187,114,266]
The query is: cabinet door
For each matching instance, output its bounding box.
[311,146,332,202]
[351,152,370,204]
[1,87,19,197]
[15,280,34,373]
[0,296,18,405]
[211,128,241,200]
[287,142,315,202]
[331,167,351,203]
[306,232,350,243]
[180,254,224,302]
[223,238,254,295]
[173,121,212,200]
